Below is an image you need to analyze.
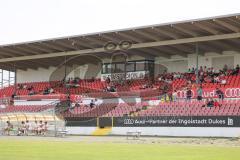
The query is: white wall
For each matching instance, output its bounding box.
[16,63,102,83]
[16,51,240,83]
[188,51,240,69]
[66,126,240,137]
[17,67,57,83]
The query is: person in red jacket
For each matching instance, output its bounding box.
[214,100,221,107]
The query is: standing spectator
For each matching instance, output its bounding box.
[168,91,173,102]
[215,88,224,101]
[197,86,203,101]
[172,90,178,102]
[186,88,192,102]
[223,64,228,72]
[25,120,30,136]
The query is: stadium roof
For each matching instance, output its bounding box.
[0,13,240,70]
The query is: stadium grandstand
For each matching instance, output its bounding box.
[1,13,240,137]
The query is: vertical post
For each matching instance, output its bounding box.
[195,43,199,84]
[8,70,10,87]
[14,64,17,94]
[64,56,67,81]
[1,69,3,88]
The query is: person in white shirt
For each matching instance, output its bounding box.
[32,121,38,135]
[172,90,178,102]
[25,120,30,136]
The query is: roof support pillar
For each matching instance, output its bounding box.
[196,43,199,84]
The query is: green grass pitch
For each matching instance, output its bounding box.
[0,139,239,160]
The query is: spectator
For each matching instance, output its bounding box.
[106,77,111,84]
[27,85,33,91]
[38,121,44,135]
[29,89,35,96]
[11,92,17,99]
[43,87,49,95]
[207,98,214,108]
[42,122,48,135]
[172,90,178,102]
[49,87,54,94]
[32,121,38,135]
[197,86,203,101]
[186,88,192,101]
[168,91,173,102]
[89,100,96,108]
[223,64,228,72]
[25,120,30,135]
[236,64,240,72]
[214,100,221,107]
[18,121,26,136]
[4,121,13,135]
[215,88,224,100]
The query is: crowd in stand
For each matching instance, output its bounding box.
[155,64,240,103]
[5,63,240,103]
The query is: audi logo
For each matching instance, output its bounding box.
[124,119,134,125]
[225,88,240,97]
[177,90,195,98]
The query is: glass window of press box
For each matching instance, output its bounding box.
[102,60,154,74]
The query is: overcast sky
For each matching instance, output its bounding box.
[0,0,239,45]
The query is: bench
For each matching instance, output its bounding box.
[56,129,68,137]
[126,131,141,140]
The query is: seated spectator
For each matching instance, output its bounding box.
[11,92,17,99]
[49,87,54,94]
[32,121,38,135]
[213,76,220,83]
[89,100,96,108]
[214,100,221,107]
[3,121,13,135]
[42,122,48,135]
[202,98,208,107]
[43,87,49,95]
[203,66,207,72]
[232,64,240,75]
[236,64,240,72]
[17,84,23,89]
[27,85,33,91]
[106,77,111,84]
[207,98,214,108]
[28,90,35,96]
[220,79,227,85]
[23,84,27,89]
[38,121,44,135]
[215,88,224,100]
[18,121,26,136]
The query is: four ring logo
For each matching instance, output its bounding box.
[177,90,195,99]
[225,88,240,98]
[124,119,134,125]
[104,41,132,52]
